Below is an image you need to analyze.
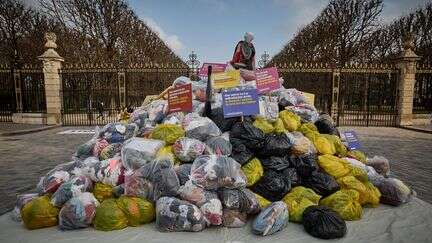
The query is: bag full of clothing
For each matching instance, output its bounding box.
[241,158,264,187]
[218,188,260,214]
[51,175,93,207]
[58,192,99,230]
[150,124,185,145]
[190,155,246,190]
[116,196,155,226]
[156,197,206,232]
[93,139,109,157]
[183,114,221,141]
[278,88,306,107]
[37,169,70,194]
[200,198,223,226]
[373,177,414,206]
[320,189,363,221]
[286,153,318,177]
[222,209,247,228]
[147,99,168,123]
[303,171,340,197]
[260,156,290,171]
[121,137,165,170]
[258,133,292,157]
[230,121,265,152]
[252,201,289,236]
[175,163,192,185]
[318,154,350,179]
[100,123,127,144]
[257,96,279,122]
[21,195,59,230]
[11,193,38,222]
[251,169,291,201]
[367,156,390,176]
[75,135,98,159]
[205,136,232,156]
[287,131,316,155]
[124,160,180,202]
[94,199,128,231]
[163,112,185,125]
[303,205,347,239]
[76,156,125,187]
[230,138,254,165]
[286,103,319,123]
[279,110,301,132]
[314,114,339,136]
[209,107,239,132]
[253,117,274,134]
[156,145,179,165]
[282,186,321,222]
[93,182,114,202]
[172,137,206,162]
[99,143,122,160]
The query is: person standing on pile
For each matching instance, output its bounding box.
[231,32,256,71]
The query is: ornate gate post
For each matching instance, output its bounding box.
[38,33,64,125]
[331,68,340,124]
[396,34,421,126]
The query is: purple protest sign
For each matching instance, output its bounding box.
[255,67,280,94]
[199,63,227,76]
[222,89,260,118]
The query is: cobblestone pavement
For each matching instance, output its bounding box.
[0,123,47,133]
[0,126,431,215]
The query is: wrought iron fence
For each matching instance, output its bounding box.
[20,69,46,113]
[414,63,432,114]
[0,67,14,122]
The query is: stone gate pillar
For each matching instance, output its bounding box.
[396,34,421,126]
[38,33,64,125]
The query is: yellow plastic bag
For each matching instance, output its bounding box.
[116,196,155,226]
[347,150,367,163]
[93,182,114,203]
[21,195,59,230]
[156,145,180,165]
[321,134,347,157]
[253,117,274,134]
[320,189,362,221]
[282,186,321,222]
[299,123,318,133]
[279,110,301,132]
[150,124,185,145]
[273,118,286,134]
[254,193,271,208]
[94,199,128,231]
[348,165,368,182]
[241,158,264,187]
[318,154,350,178]
[337,176,367,196]
[361,182,381,207]
[313,135,336,155]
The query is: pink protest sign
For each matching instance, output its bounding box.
[199,63,227,76]
[255,67,280,94]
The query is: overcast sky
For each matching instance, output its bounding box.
[24,0,430,63]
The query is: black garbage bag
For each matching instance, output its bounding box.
[314,114,339,136]
[258,133,292,157]
[303,171,340,197]
[251,169,291,201]
[230,138,254,165]
[260,156,290,171]
[286,154,318,177]
[175,164,192,186]
[281,167,301,188]
[303,205,347,239]
[209,107,239,132]
[230,121,265,152]
[218,188,260,214]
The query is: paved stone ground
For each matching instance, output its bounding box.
[0,126,431,215]
[0,123,46,133]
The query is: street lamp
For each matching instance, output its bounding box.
[186,51,200,74]
[258,51,270,68]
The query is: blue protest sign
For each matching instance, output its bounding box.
[343,130,361,150]
[222,89,260,118]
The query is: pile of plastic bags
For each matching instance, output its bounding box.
[13,74,415,240]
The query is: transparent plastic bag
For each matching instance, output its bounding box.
[121,137,165,170]
[37,170,70,194]
[124,160,180,202]
[93,138,109,157]
[147,99,168,123]
[252,201,289,236]
[287,131,316,155]
[183,115,221,141]
[278,88,307,107]
[76,156,125,186]
[99,143,122,160]
[172,137,206,162]
[11,193,38,222]
[51,175,93,207]
[222,209,247,228]
[205,135,232,156]
[58,192,99,230]
[257,96,279,122]
[367,156,390,176]
[218,188,260,214]
[175,163,192,185]
[373,177,414,206]
[286,103,319,123]
[156,197,206,232]
[190,155,246,190]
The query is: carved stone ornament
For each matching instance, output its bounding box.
[403,33,415,51]
[38,32,63,62]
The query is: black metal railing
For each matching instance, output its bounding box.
[0,69,15,122]
[414,70,432,114]
[20,70,46,113]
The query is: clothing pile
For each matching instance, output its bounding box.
[14,74,415,240]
